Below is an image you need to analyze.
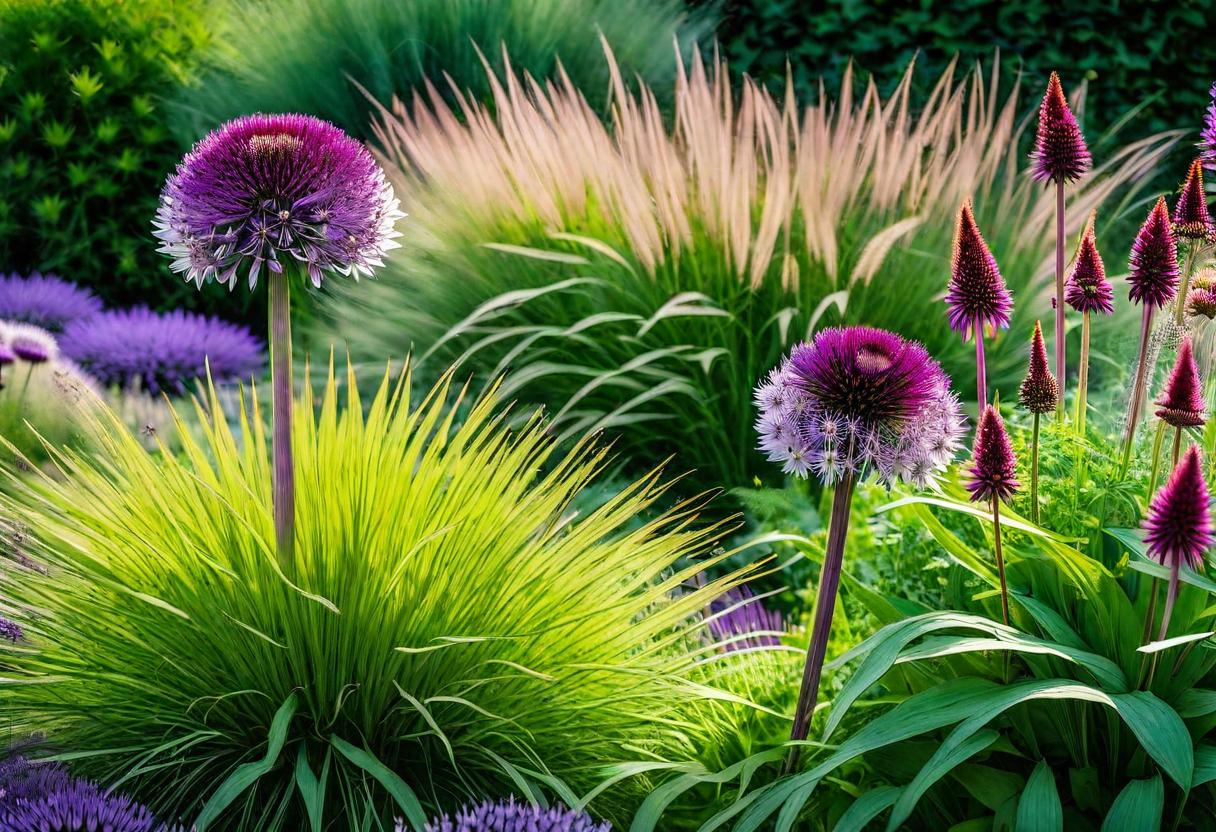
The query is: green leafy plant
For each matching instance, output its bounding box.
[318,48,1175,490]
[170,0,715,143]
[0,363,791,829]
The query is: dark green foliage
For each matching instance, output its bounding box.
[0,0,253,319]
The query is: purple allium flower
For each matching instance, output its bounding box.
[1030,72,1091,183]
[1155,337,1206,428]
[707,586,785,651]
[1172,159,1214,242]
[966,405,1019,504]
[419,798,611,832]
[0,617,22,643]
[0,756,72,814]
[1128,197,1180,309]
[0,273,102,333]
[61,308,263,394]
[1018,321,1059,415]
[754,326,965,488]
[1203,83,1216,173]
[5,324,57,365]
[1065,222,1113,315]
[154,113,404,290]
[0,776,182,832]
[1144,446,1213,569]
[945,201,1013,336]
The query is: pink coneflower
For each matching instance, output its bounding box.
[945,201,1012,407]
[967,404,1018,625]
[1019,322,1057,523]
[755,326,964,772]
[1172,159,1214,243]
[1143,447,1212,685]
[1188,286,1216,320]
[1122,197,1180,473]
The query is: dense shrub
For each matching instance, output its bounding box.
[0,0,252,320]
[0,367,785,828]
[171,0,716,143]
[317,48,1173,490]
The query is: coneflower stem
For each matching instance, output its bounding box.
[1030,413,1041,525]
[975,316,987,409]
[269,269,295,574]
[1173,426,1183,467]
[785,472,856,775]
[1075,311,1091,434]
[1174,246,1198,327]
[1121,306,1156,475]
[992,495,1010,627]
[1148,421,1167,496]
[1054,179,1067,420]
[1147,560,1181,688]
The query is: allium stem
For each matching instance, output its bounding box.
[785,472,855,774]
[1075,311,1091,434]
[1121,306,1156,475]
[16,364,33,409]
[992,495,1010,626]
[1149,420,1167,496]
[1175,246,1199,327]
[269,269,295,573]
[975,316,987,409]
[1137,580,1160,687]
[1173,426,1183,467]
[1055,179,1066,420]
[1030,413,1041,525]
[1147,560,1181,688]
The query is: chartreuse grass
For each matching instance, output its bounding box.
[0,363,772,830]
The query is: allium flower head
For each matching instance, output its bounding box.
[1155,337,1206,428]
[1064,220,1113,314]
[155,113,405,290]
[754,326,965,488]
[1030,72,1091,183]
[945,201,1013,335]
[1143,446,1213,569]
[61,308,263,394]
[5,323,57,365]
[1128,197,1179,309]
[1019,321,1059,414]
[420,798,610,832]
[0,273,101,332]
[1172,159,1214,241]
[0,776,183,832]
[967,405,1019,504]
[0,756,72,814]
[707,586,785,651]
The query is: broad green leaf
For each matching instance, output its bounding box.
[1108,528,1216,593]
[1194,743,1216,787]
[294,745,330,832]
[834,786,900,832]
[1016,761,1063,832]
[885,729,1000,830]
[897,633,1127,691]
[1100,775,1163,832]
[1137,631,1214,654]
[1176,689,1216,718]
[331,736,427,832]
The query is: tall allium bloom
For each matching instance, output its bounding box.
[419,798,611,832]
[707,586,786,651]
[1065,218,1112,436]
[1032,72,1091,417]
[155,114,404,571]
[1142,447,1213,683]
[1203,83,1216,172]
[1171,160,1215,330]
[1122,197,1180,473]
[754,326,964,771]
[0,272,101,332]
[967,404,1019,625]
[945,200,1012,408]
[1018,321,1057,523]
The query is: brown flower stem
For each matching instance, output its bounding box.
[1147,560,1181,689]
[784,472,856,775]
[1120,306,1156,475]
[1173,426,1183,467]
[1030,413,1041,525]
[269,268,295,575]
[1148,420,1167,496]
[992,495,1010,627]
[1055,179,1066,421]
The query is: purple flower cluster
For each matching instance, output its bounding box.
[1128,197,1180,309]
[707,586,785,651]
[1064,223,1113,315]
[0,273,101,333]
[1144,446,1213,569]
[1030,72,1091,184]
[1172,160,1214,242]
[1155,338,1206,428]
[945,202,1013,336]
[966,406,1019,504]
[1202,83,1216,172]
[1018,321,1058,415]
[0,617,22,643]
[754,327,965,488]
[155,113,404,290]
[61,307,263,394]
[419,798,611,832]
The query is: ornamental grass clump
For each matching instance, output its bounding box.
[0,273,101,333]
[156,112,403,569]
[0,367,768,829]
[754,326,965,770]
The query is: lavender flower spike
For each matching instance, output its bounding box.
[756,326,964,772]
[967,404,1018,625]
[945,200,1012,407]
[1031,72,1091,184]
[1173,159,1214,243]
[419,797,610,832]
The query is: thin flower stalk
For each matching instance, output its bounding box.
[1019,321,1058,523]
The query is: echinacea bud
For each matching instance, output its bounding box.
[1155,338,1207,428]
[8,324,57,365]
[1188,287,1216,320]
[1030,72,1091,183]
[754,326,965,488]
[945,201,1013,336]
[1064,221,1113,314]
[967,405,1019,504]
[1128,197,1179,309]
[1172,159,1214,242]
[1019,321,1059,414]
[155,113,404,290]
[1143,446,1213,569]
